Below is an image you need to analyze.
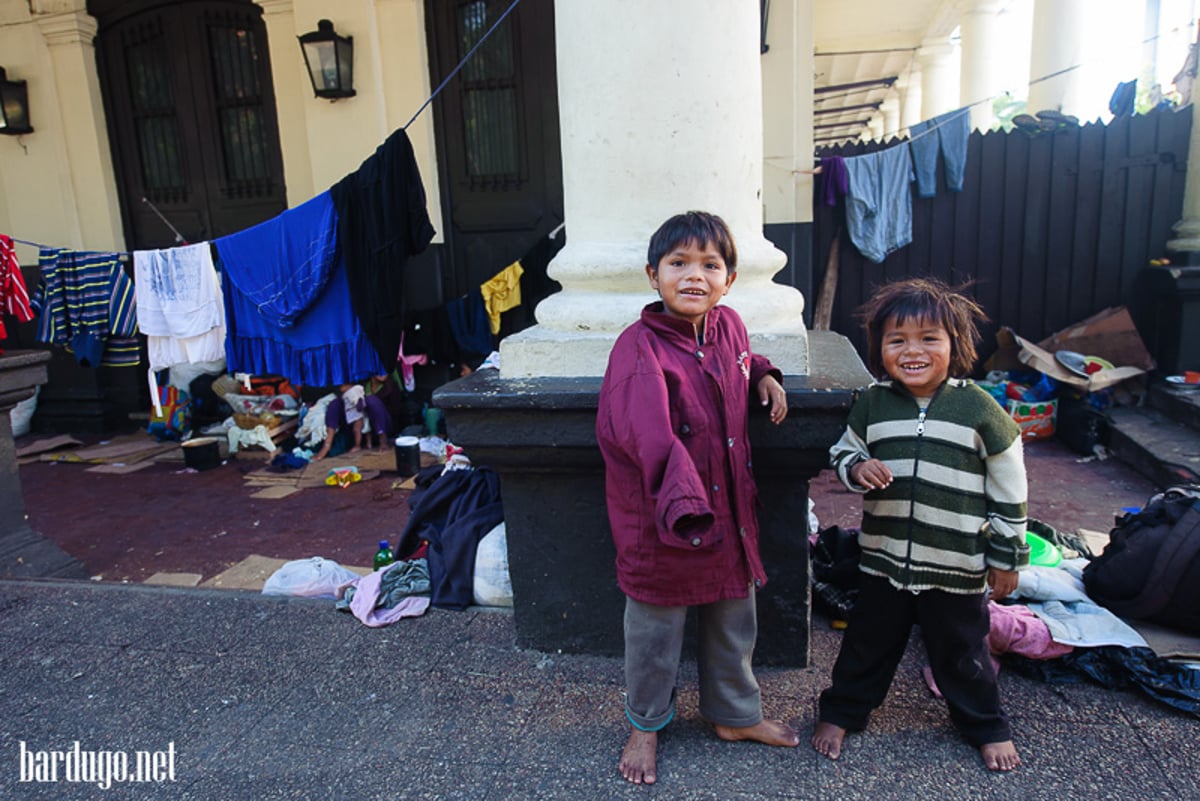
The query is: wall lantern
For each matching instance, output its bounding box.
[298,19,355,100]
[0,67,33,135]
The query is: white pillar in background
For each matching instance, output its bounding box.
[917,39,960,120]
[899,72,923,130]
[866,114,884,142]
[1167,90,1200,255]
[958,0,1008,131]
[501,0,808,378]
[33,5,125,251]
[1026,0,1087,116]
[879,95,901,140]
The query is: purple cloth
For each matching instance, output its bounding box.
[820,156,849,207]
[325,394,392,440]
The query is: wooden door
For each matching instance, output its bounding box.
[94,0,287,249]
[425,0,564,335]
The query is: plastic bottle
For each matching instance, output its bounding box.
[373,540,395,570]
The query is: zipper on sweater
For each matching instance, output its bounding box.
[903,403,929,588]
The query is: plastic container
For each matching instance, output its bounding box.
[394,435,420,477]
[1025,530,1062,567]
[373,540,395,570]
[181,437,221,471]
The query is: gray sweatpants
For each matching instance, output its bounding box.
[623,590,762,731]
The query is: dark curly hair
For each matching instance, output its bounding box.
[858,277,988,380]
[647,211,738,273]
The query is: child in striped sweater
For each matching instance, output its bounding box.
[812,278,1029,772]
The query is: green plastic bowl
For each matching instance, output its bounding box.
[1026,530,1062,567]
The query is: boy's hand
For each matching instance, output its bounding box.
[757,375,787,424]
[987,567,1019,601]
[849,458,892,490]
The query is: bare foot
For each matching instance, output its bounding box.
[810,721,846,760]
[347,446,361,455]
[714,719,800,747]
[980,740,1020,772]
[618,729,657,784]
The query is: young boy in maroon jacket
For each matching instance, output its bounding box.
[596,211,799,785]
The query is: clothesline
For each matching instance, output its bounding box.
[10,237,129,262]
[402,0,521,132]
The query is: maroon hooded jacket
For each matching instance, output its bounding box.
[596,302,781,606]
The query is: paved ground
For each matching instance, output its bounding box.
[2,578,1197,801]
[5,431,1196,800]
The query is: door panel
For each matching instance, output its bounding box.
[427,0,564,335]
[95,0,286,249]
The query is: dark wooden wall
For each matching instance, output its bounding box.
[812,106,1192,370]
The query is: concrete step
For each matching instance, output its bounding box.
[1108,404,1200,487]
[1147,381,1200,429]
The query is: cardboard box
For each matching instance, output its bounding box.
[1007,398,1057,440]
[993,307,1156,392]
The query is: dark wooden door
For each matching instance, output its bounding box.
[425,0,564,335]
[94,0,287,249]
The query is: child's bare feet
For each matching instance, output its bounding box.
[980,740,1020,771]
[714,719,800,747]
[618,729,657,784]
[810,721,846,760]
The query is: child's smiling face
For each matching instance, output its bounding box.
[646,239,736,326]
[880,314,951,397]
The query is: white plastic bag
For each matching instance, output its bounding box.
[473,523,513,607]
[9,386,38,438]
[262,557,360,599]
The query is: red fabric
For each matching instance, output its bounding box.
[0,234,35,350]
[596,303,780,606]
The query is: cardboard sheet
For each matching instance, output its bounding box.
[996,307,1156,391]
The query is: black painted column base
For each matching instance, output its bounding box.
[0,351,89,580]
[434,331,870,667]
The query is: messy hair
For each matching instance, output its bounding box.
[647,211,738,273]
[858,277,988,379]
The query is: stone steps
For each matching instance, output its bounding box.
[1108,383,1200,488]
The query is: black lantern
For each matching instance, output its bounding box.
[298,19,355,100]
[0,67,33,135]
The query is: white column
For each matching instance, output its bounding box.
[866,113,884,142]
[899,72,923,131]
[879,95,901,140]
[1026,0,1086,116]
[502,0,808,378]
[917,40,960,120]
[1167,90,1200,256]
[958,0,1008,131]
[33,4,124,251]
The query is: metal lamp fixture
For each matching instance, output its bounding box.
[0,67,33,135]
[298,19,355,100]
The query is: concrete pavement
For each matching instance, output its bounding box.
[1,578,1196,801]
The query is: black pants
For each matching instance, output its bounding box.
[818,574,1010,747]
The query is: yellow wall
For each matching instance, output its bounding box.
[2,0,813,260]
[0,0,444,266]
[0,0,124,263]
[261,0,443,240]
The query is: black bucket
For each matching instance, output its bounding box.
[182,437,222,471]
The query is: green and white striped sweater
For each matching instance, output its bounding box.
[830,379,1030,594]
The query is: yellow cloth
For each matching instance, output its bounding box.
[479,261,524,335]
